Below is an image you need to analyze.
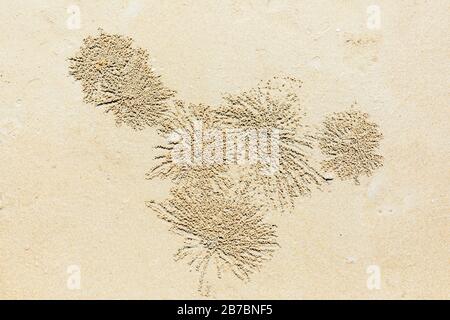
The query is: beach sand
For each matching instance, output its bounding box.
[0,0,448,299]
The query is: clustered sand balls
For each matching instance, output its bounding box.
[216,77,327,209]
[146,100,231,191]
[147,187,278,295]
[69,30,175,130]
[69,31,384,295]
[318,108,383,184]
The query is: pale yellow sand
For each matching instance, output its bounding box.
[0,0,448,299]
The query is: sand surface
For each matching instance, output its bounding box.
[0,0,448,299]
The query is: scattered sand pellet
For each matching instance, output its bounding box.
[146,100,230,190]
[216,76,327,209]
[69,30,386,295]
[318,107,383,184]
[147,187,279,294]
[69,30,175,130]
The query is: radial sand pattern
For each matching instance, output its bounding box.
[68,30,388,296]
[216,76,328,209]
[146,100,230,190]
[69,30,175,130]
[318,107,383,184]
[146,186,279,294]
